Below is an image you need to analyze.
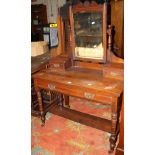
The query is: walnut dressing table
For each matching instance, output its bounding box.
[32,1,124,153]
[33,61,123,153]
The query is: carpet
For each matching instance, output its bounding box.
[31,97,115,155]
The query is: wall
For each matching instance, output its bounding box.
[31,0,66,23]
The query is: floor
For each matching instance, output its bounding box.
[31,97,115,155]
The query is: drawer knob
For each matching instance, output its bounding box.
[48,84,56,90]
[84,92,95,99]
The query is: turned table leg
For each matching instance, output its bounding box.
[64,95,70,108]
[35,87,45,126]
[109,98,120,153]
[109,133,117,153]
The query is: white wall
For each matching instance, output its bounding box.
[32,0,66,23]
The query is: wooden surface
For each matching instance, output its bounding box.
[110,0,124,58]
[32,62,124,153]
[33,67,123,100]
[69,2,110,63]
[116,93,124,155]
[50,15,64,58]
[31,52,51,74]
[50,3,124,60]
[49,102,112,132]
[32,1,124,153]
[31,52,53,116]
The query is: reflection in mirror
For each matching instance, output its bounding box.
[74,12,104,59]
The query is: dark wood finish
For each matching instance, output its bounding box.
[116,150,124,155]
[35,87,46,126]
[32,63,124,153]
[32,79,62,118]
[69,2,110,63]
[63,95,70,108]
[116,93,124,155]
[31,53,61,117]
[49,102,112,132]
[32,1,124,153]
[103,3,108,62]
[110,0,124,58]
[48,55,72,71]
[31,64,49,117]
[31,53,51,74]
[103,63,124,81]
[69,5,75,59]
[73,3,103,13]
[107,25,112,62]
[50,15,64,57]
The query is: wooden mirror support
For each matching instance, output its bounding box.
[49,0,123,71]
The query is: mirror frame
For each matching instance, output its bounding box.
[69,3,108,63]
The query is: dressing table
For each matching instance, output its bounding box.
[32,0,124,153]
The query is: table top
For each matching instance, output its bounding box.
[32,66,124,98]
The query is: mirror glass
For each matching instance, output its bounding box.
[74,12,104,59]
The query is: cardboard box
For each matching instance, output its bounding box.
[31,41,49,57]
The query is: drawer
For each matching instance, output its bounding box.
[36,79,113,104]
[104,70,124,81]
[48,56,72,71]
[49,63,64,70]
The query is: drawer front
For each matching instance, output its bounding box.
[49,63,64,69]
[36,79,113,104]
[104,70,124,81]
